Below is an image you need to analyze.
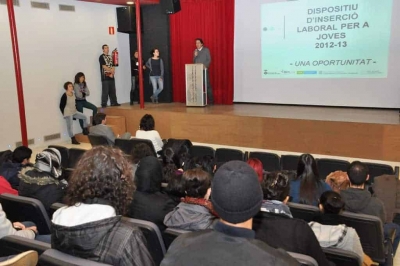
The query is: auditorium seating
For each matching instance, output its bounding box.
[365,162,396,184]
[335,211,391,264]
[287,252,318,266]
[38,249,112,266]
[280,154,300,171]
[322,247,361,266]
[115,138,157,156]
[67,148,86,169]
[122,217,166,266]
[0,193,51,234]
[316,158,350,180]
[215,148,244,162]
[0,235,50,257]
[287,202,319,223]
[246,151,280,172]
[88,135,110,146]
[189,145,215,158]
[163,228,190,249]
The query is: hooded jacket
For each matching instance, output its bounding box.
[340,188,386,223]
[128,156,177,231]
[0,162,24,189]
[18,166,67,213]
[163,202,217,231]
[52,205,154,266]
[309,221,364,264]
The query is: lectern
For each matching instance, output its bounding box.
[185,64,207,106]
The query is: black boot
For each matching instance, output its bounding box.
[71,137,80,145]
[82,128,89,135]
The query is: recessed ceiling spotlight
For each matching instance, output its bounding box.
[127,1,134,4]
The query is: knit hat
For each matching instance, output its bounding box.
[211,161,263,224]
[35,148,62,179]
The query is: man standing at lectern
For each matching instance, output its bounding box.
[193,38,214,105]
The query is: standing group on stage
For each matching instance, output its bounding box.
[58,38,213,144]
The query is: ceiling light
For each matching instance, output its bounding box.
[127,1,134,4]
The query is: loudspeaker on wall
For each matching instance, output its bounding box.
[161,0,181,14]
[116,6,143,33]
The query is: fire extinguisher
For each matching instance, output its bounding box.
[112,48,119,67]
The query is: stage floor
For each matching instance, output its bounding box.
[104,102,400,162]
[107,102,400,125]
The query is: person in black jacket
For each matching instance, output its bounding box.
[253,171,334,266]
[18,148,67,214]
[0,146,32,189]
[127,156,177,231]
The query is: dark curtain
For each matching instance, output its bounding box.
[169,0,234,104]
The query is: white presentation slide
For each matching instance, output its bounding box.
[234,0,400,108]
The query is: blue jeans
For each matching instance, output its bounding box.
[76,100,97,128]
[64,112,88,137]
[21,221,51,243]
[149,76,163,100]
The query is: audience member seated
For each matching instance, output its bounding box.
[128,156,177,231]
[311,191,370,265]
[89,113,131,145]
[18,148,67,213]
[164,168,217,231]
[161,161,299,266]
[0,176,18,195]
[247,158,264,182]
[253,172,333,266]
[51,146,154,266]
[325,170,350,192]
[0,203,50,243]
[290,153,331,206]
[0,146,32,189]
[130,143,155,176]
[162,147,183,183]
[135,114,163,153]
[165,172,185,204]
[341,161,400,254]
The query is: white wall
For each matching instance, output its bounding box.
[0,0,131,150]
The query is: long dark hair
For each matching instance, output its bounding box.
[74,72,86,88]
[295,153,321,205]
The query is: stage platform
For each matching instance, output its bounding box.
[102,103,400,162]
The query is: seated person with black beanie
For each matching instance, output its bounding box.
[253,172,333,266]
[161,161,299,266]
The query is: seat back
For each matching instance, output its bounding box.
[287,202,320,222]
[163,228,190,249]
[115,138,157,156]
[287,252,318,266]
[122,217,166,265]
[67,148,86,169]
[337,211,385,263]
[48,145,69,169]
[39,249,112,266]
[322,247,361,266]
[215,148,244,163]
[248,152,280,172]
[0,235,51,257]
[317,158,350,179]
[88,135,110,147]
[280,155,300,171]
[189,145,215,158]
[364,162,394,184]
[0,193,51,234]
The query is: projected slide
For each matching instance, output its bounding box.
[261,0,393,78]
